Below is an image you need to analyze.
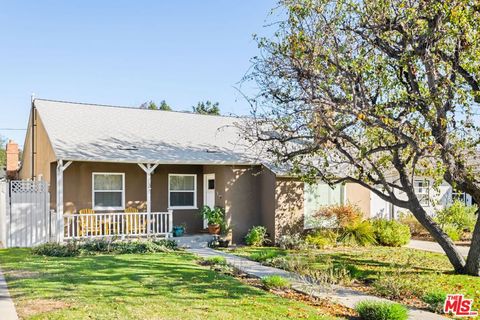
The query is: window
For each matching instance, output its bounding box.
[168,174,197,209]
[414,180,430,206]
[452,191,468,205]
[92,173,125,210]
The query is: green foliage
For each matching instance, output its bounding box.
[250,249,284,262]
[372,219,411,247]
[201,205,225,225]
[338,220,376,246]
[192,100,220,115]
[32,242,79,257]
[245,226,269,246]
[422,291,447,313]
[398,212,427,236]
[443,224,461,241]
[202,256,227,266]
[276,234,307,250]
[0,135,6,167]
[305,229,337,248]
[355,300,408,320]
[373,270,426,300]
[139,100,172,111]
[436,200,477,232]
[261,275,291,290]
[32,239,177,257]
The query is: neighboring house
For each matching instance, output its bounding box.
[17,98,370,243]
[370,178,475,219]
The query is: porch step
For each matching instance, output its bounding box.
[174,234,215,249]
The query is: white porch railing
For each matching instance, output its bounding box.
[63,211,173,239]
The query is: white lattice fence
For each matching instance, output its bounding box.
[1,180,51,248]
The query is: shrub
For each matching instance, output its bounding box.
[443,224,461,241]
[398,212,427,236]
[312,204,363,228]
[436,200,477,232]
[355,300,408,320]
[201,206,225,225]
[372,219,411,247]
[305,229,337,248]
[277,234,307,250]
[422,291,447,313]
[373,271,425,300]
[261,275,291,290]
[32,239,177,257]
[305,259,352,286]
[245,226,269,246]
[338,220,376,246]
[202,256,227,266]
[250,249,285,263]
[32,242,79,257]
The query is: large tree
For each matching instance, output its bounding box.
[248,0,480,275]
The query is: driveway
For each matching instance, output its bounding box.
[406,239,470,257]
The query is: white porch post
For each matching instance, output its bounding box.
[56,160,72,243]
[138,163,159,236]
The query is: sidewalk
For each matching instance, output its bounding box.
[188,247,447,320]
[0,268,18,320]
[406,239,470,257]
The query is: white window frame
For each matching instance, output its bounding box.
[452,191,467,205]
[92,172,125,210]
[168,174,197,209]
[414,179,430,206]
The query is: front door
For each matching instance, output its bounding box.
[203,174,215,228]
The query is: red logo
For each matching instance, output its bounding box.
[444,294,478,317]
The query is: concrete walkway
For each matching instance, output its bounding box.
[406,239,470,257]
[0,268,18,320]
[188,247,447,320]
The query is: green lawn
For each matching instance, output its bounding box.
[0,248,338,320]
[228,246,480,311]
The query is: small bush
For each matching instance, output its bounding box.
[372,219,411,247]
[373,271,425,300]
[443,224,461,241]
[261,275,291,290]
[32,239,177,257]
[202,256,227,266]
[277,234,307,250]
[250,250,284,263]
[305,229,337,248]
[312,204,363,229]
[305,260,352,286]
[422,291,447,313]
[436,200,477,232]
[398,212,427,236]
[245,226,269,246]
[32,242,79,257]
[356,300,408,320]
[338,220,376,246]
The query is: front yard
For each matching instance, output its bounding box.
[227,246,480,313]
[0,248,338,320]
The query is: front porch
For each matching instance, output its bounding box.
[63,210,173,239]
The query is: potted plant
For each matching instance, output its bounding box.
[172,223,186,237]
[201,206,224,235]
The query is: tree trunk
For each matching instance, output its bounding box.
[408,204,467,274]
[464,209,480,276]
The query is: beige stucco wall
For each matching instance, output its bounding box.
[274,178,304,242]
[19,112,57,182]
[345,183,371,217]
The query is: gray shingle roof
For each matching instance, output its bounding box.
[35,99,259,165]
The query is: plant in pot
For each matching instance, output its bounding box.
[201,205,224,235]
[172,223,186,237]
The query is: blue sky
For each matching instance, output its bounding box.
[0,1,277,147]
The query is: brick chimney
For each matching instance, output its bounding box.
[6,140,19,180]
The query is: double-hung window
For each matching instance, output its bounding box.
[413,180,430,206]
[92,173,125,210]
[168,174,197,209]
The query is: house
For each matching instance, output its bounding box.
[15,98,371,243]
